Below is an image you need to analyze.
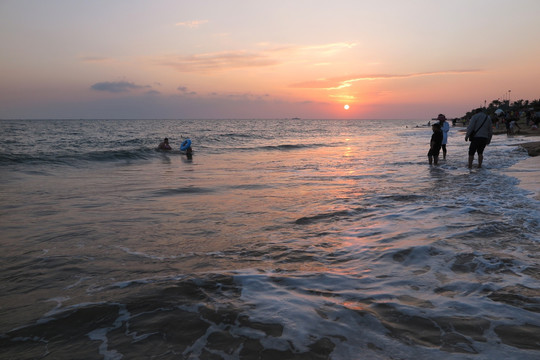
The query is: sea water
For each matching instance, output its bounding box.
[0,119,539,359]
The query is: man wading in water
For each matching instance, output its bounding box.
[465,108,493,169]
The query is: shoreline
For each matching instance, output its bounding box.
[505,156,540,200]
[518,141,540,157]
[508,135,540,200]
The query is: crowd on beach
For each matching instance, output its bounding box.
[453,99,540,133]
[456,108,539,136]
[428,98,540,167]
[463,99,540,157]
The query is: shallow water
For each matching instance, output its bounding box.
[1,119,539,359]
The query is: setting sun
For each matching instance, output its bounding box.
[344,104,350,110]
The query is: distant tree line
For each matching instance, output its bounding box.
[462,98,540,119]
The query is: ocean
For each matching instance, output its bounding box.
[0,118,539,359]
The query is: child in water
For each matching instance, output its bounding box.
[427,123,443,165]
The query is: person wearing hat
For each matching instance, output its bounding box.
[437,114,450,160]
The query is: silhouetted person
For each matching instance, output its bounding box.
[158,138,171,150]
[465,109,492,169]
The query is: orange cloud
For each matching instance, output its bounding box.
[290,70,482,90]
[297,42,357,54]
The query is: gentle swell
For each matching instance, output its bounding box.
[295,207,367,225]
[0,148,156,166]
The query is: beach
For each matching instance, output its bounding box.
[505,124,540,199]
[506,156,540,200]
[2,1,539,357]
[456,124,540,199]
[1,119,539,359]
[519,140,540,157]
[510,138,540,200]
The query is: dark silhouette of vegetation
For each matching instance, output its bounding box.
[462,99,540,119]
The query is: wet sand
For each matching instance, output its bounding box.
[519,141,540,157]
[506,156,540,200]
[508,140,540,200]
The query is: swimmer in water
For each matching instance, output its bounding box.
[157,138,171,150]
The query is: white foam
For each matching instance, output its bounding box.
[87,303,130,360]
[88,328,123,360]
[43,297,71,317]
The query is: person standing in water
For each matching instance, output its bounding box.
[437,114,450,160]
[427,123,443,165]
[465,108,493,169]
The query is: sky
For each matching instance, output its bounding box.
[1,0,539,120]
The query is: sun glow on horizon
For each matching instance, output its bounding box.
[1,1,539,119]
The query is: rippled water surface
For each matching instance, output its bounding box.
[1,119,539,359]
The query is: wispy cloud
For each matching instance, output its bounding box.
[145,90,161,96]
[259,42,357,57]
[175,20,208,28]
[291,70,482,90]
[298,42,357,54]
[177,86,197,95]
[157,41,356,73]
[160,51,279,72]
[215,92,270,100]
[329,94,356,100]
[91,81,150,93]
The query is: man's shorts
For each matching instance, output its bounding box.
[468,137,488,156]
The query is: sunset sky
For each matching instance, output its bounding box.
[1,0,539,120]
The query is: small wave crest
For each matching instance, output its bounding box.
[0,148,155,167]
[263,143,325,151]
[295,207,367,225]
[83,148,153,162]
[151,187,214,197]
[226,142,332,152]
